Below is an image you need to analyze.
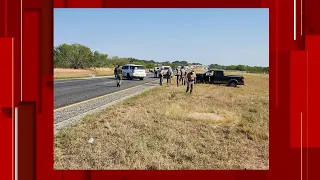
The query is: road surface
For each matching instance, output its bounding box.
[54,74,158,109]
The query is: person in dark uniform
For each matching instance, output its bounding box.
[114,65,123,87]
[114,67,118,77]
[154,68,158,77]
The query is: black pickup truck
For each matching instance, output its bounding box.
[196,70,245,87]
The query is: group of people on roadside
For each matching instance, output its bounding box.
[157,67,173,86]
[114,64,196,94]
[158,66,196,94]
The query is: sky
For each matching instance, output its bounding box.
[54,8,269,67]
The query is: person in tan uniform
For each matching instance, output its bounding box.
[185,69,189,87]
[166,67,173,84]
[176,68,181,87]
[180,67,186,86]
[186,70,196,94]
[159,67,164,86]
[193,69,196,84]
[184,69,188,85]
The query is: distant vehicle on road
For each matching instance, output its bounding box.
[162,66,172,78]
[122,64,146,80]
[196,69,245,87]
[154,67,161,77]
[154,67,160,72]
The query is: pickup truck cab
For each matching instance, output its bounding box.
[196,70,245,87]
[122,64,147,80]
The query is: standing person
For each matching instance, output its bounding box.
[115,65,123,87]
[154,68,158,77]
[180,67,186,86]
[184,69,188,85]
[186,70,196,94]
[176,68,181,87]
[193,69,196,84]
[159,67,164,86]
[166,67,173,84]
[114,66,118,77]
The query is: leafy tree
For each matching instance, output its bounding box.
[54,43,92,69]
[209,63,268,73]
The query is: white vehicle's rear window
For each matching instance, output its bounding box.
[133,66,145,70]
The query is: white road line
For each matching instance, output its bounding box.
[54,77,115,84]
[54,73,154,84]
[54,79,159,112]
[54,81,115,91]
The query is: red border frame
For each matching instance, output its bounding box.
[0,0,320,179]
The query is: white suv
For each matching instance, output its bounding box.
[122,64,147,80]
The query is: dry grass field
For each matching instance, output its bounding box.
[54,72,269,170]
[193,66,208,73]
[54,68,114,79]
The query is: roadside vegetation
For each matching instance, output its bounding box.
[54,43,269,79]
[54,72,269,170]
[209,64,269,74]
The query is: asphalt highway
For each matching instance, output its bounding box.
[54,73,158,109]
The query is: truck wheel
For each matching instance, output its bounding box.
[229,81,237,87]
[127,73,131,80]
[139,78,144,80]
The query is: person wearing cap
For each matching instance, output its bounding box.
[166,67,173,84]
[185,69,189,87]
[176,67,181,87]
[186,69,190,86]
[180,67,186,86]
[184,69,188,85]
[159,67,164,86]
[186,69,196,94]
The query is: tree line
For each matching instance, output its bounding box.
[209,64,269,74]
[54,43,268,73]
[54,43,187,69]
